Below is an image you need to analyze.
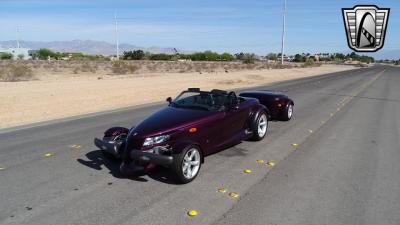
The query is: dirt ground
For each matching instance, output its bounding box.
[0,64,357,128]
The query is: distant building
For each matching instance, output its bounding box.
[0,48,34,60]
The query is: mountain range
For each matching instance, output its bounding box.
[0,40,398,59]
[0,40,182,55]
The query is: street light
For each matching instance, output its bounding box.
[281,0,287,64]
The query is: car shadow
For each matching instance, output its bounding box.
[77,149,179,185]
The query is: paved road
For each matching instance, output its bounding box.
[215,65,400,225]
[1,65,398,225]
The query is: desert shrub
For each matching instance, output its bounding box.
[150,53,173,61]
[0,64,34,81]
[266,53,278,61]
[127,63,139,73]
[243,58,255,64]
[303,58,315,67]
[111,61,139,74]
[111,61,128,74]
[73,67,79,74]
[0,52,13,60]
[242,53,256,64]
[78,63,97,73]
[354,62,367,68]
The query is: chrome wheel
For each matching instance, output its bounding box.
[182,148,201,179]
[257,114,267,137]
[288,104,293,119]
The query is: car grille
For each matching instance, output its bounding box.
[122,136,143,162]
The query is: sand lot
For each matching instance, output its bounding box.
[0,64,357,128]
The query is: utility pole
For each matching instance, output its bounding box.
[114,13,120,60]
[16,26,20,49]
[280,0,287,64]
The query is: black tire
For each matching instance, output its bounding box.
[282,103,294,121]
[250,111,268,141]
[171,145,202,184]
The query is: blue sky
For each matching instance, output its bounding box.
[0,0,399,56]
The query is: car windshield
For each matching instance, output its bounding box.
[171,91,227,111]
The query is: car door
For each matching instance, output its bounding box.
[221,100,249,145]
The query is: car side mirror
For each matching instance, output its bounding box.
[166,97,172,103]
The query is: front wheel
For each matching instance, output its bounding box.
[172,145,202,184]
[250,112,268,141]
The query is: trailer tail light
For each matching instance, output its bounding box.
[189,127,197,133]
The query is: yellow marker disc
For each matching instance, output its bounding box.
[217,188,226,193]
[256,159,264,163]
[229,192,239,198]
[187,210,198,217]
[243,169,252,174]
[267,161,275,166]
[70,144,82,149]
[291,143,299,147]
[0,166,5,170]
[308,129,313,133]
[43,152,54,157]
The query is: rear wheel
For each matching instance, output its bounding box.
[250,112,268,141]
[172,145,202,184]
[282,103,294,121]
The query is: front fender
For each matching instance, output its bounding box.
[171,140,204,163]
[104,126,130,137]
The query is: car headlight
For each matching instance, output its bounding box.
[143,135,170,147]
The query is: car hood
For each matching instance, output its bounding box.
[132,106,217,137]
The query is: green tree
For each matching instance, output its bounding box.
[294,54,305,62]
[220,52,234,61]
[123,50,145,60]
[36,48,57,60]
[235,52,246,60]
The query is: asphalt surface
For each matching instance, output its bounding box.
[1,65,399,225]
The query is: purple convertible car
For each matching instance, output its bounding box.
[94,88,293,183]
